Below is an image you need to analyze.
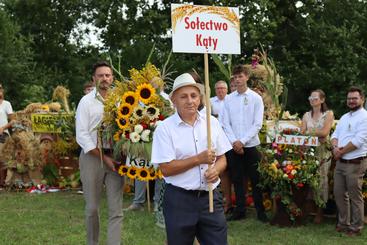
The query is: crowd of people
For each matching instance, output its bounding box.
[1,60,367,244]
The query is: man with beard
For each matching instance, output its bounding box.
[332,86,367,236]
[76,61,124,245]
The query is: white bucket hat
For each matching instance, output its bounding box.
[169,73,204,98]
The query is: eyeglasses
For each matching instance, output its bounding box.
[347,97,359,101]
[308,96,320,101]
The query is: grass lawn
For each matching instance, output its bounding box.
[0,190,366,245]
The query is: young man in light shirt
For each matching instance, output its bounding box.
[76,61,124,245]
[151,73,232,245]
[221,65,268,222]
[332,86,367,236]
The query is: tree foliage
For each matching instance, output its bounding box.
[0,0,366,116]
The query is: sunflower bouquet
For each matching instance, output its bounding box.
[102,63,173,179]
[259,128,323,221]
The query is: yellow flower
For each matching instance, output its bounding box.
[113,131,124,142]
[132,105,144,119]
[118,165,129,176]
[156,169,164,179]
[117,103,133,118]
[136,83,155,104]
[127,166,138,179]
[263,199,272,211]
[41,104,50,112]
[144,105,160,120]
[115,117,129,130]
[121,91,138,107]
[137,168,150,181]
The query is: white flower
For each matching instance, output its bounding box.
[315,160,320,166]
[282,160,287,166]
[130,132,141,143]
[141,129,151,142]
[266,149,273,154]
[134,124,144,134]
[310,148,315,152]
[310,152,315,156]
[283,174,288,179]
[302,160,307,164]
[291,169,297,175]
[288,149,293,153]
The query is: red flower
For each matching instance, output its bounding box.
[141,123,148,129]
[125,133,130,139]
[158,114,164,120]
[288,174,294,180]
[297,183,304,188]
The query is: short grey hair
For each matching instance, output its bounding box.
[215,80,228,89]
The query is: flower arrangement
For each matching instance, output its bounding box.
[102,63,174,179]
[259,128,323,221]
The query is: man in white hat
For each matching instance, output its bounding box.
[151,73,232,245]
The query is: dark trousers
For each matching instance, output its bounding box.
[163,184,227,245]
[227,147,265,215]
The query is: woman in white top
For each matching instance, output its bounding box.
[301,89,334,224]
[0,84,14,141]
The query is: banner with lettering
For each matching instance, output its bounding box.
[31,113,73,133]
[171,4,240,54]
[275,134,319,147]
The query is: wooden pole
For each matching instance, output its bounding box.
[204,53,214,213]
[146,180,151,212]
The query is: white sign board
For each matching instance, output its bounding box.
[171,4,240,54]
[275,134,319,147]
[126,155,151,168]
[266,120,302,143]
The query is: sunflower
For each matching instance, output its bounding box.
[137,168,150,181]
[132,106,144,119]
[148,169,157,180]
[115,117,130,130]
[121,91,138,107]
[118,165,129,176]
[127,166,138,179]
[113,131,124,142]
[136,83,156,104]
[144,105,160,120]
[117,103,133,118]
[156,169,164,179]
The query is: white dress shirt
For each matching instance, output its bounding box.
[76,88,105,154]
[0,100,13,134]
[210,96,226,118]
[331,108,367,159]
[151,112,232,191]
[221,88,264,147]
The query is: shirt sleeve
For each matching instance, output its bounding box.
[75,98,96,153]
[220,98,236,144]
[212,117,232,156]
[5,101,13,115]
[151,123,176,167]
[240,94,264,145]
[351,117,367,148]
[331,117,341,140]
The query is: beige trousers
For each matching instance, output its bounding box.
[79,152,124,245]
[333,158,367,231]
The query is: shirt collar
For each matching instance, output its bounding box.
[173,111,203,126]
[349,107,365,116]
[234,88,250,96]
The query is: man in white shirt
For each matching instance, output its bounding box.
[331,86,367,236]
[210,80,228,119]
[151,73,232,245]
[76,61,124,245]
[221,65,268,222]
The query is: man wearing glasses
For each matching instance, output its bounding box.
[332,86,367,236]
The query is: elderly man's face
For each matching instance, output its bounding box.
[172,86,201,116]
[93,66,113,91]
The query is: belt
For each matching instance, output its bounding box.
[167,184,210,198]
[340,156,367,164]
